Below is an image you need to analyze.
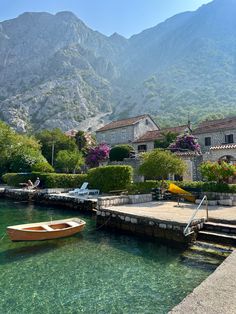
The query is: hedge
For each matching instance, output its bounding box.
[2,172,88,188]
[127,180,236,194]
[87,165,133,193]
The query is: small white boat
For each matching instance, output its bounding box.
[7,217,86,241]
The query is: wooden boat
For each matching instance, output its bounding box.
[7,217,86,241]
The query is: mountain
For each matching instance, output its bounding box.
[0,11,128,131]
[0,0,236,132]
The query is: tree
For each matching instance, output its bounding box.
[139,149,186,184]
[109,144,134,161]
[154,131,178,149]
[31,162,55,173]
[8,147,48,173]
[75,130,96,155]
[35,128,77,164]
[0,121,43,174]
[55,150,84,173]
[86,143,110,168]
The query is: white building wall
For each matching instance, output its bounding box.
[133,117,159,141]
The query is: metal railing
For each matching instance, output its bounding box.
[183,195,208,236]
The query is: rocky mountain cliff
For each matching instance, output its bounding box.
[0,0,236,132]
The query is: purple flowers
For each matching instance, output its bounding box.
[169,134,201,153]
[86,143,110,167]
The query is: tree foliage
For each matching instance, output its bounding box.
[139,149,186,181]
[55,150,84,173]
[35,128,77,164]
[199,161,236,183]
[154,131,178,149]
[109,144,134,161]
[75,130,95,155]
[0,121,45,174]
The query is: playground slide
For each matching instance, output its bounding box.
[168,183,196,203]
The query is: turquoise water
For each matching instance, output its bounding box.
[0,199,219,314]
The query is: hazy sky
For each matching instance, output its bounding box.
[0,0,212,38]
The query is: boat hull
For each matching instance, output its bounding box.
[7,218,86,241]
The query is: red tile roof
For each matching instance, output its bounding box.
[133,125,189,143]
[193,116,236,134]
[96,114,156,132]
[210,144,236,150]
[65,129,77,137]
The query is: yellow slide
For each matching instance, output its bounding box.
[168,183,196,203]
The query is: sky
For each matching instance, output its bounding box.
[0,0,212,38]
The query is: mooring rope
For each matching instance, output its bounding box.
[91,216,111,232]
[0,232,6,241]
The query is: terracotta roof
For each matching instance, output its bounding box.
[210,144,236,150]
[175,151,202,157]
[193,116,236,135]
[133,125,189,143]
[96,114,155,132]
[65,129,77,137]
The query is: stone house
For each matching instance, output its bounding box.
[193,116,236,164]
[132,125,190,153]
[96,114,159,146]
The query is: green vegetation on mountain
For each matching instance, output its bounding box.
[0,0,236,130]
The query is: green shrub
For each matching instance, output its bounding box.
[2,173,38,186]
[109,145,134,161]
[127,181,161,194]
[2,172,88,188]
[199,161,236,183]
[127,180,236,194]
[31,162,55,173]
[88,165,133,192]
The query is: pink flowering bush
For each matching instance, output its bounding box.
[169,134,201,153]
[85,143,110,168]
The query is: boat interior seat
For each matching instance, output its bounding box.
[67,221,79,227]
[42,224,54,231]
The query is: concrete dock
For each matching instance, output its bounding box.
[101,200,236,224]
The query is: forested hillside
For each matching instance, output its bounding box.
[0,0,235,131]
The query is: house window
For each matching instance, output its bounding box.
[204,137,211,146]
[138,144,147,152]
[225,134,234,144]
[145,119,149,125]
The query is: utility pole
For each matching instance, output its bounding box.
[51,140,55,166]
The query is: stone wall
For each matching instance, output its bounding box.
[2,189,97,213]
[132,140,155,153]
[96,125,135,145]
[108,158,144,182]
[98,194,152,208]
[96,208,203,243]
[96,116,158,146]
[195,128,236,153]
[204,147,236,162]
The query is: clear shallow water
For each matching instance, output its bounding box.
[0,199,219,314]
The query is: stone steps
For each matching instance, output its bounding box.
[203,221,236,234]
[182,241,229,266]
[198,230,236,246]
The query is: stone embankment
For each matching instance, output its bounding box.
[2,188,97,213]
[96,207,203,243]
